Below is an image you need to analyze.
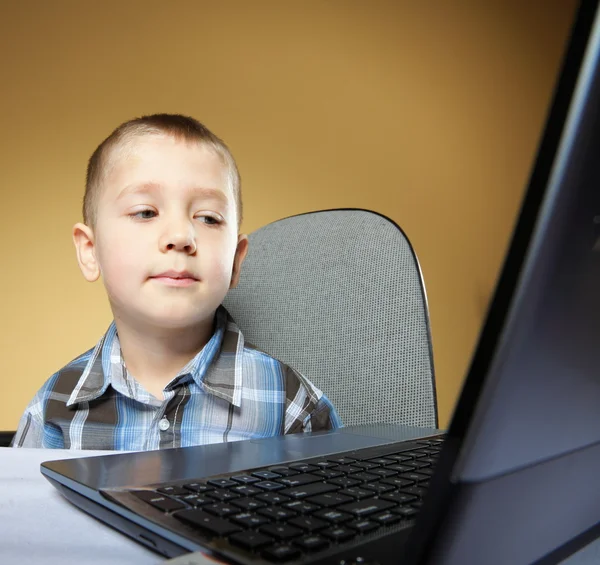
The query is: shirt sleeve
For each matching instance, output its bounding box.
[11,374,64,448]
[11,410,43,448]
[303,393,343,432]
[283,365,343,434]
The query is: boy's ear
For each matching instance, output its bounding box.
[73,223,101,282]
[230,234,249,289]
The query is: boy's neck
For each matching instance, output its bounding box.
[113,315,215,400]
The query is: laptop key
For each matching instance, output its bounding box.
[283,500,320,514]
[398,472,431,483]
[255,481,286,491]
[337,487,374,500]
[372,510,403,525]
[280,482,338,499]
[352,461,379,470]
[131,490,187,512]
[380,492,417,505]
[175,493,211,507]
[386,464,416,473]
[417,448,440,455]
[313,509,353,524]
[258,507,298,521]
[231,512,271,528]
[367,457,397,466]
[256,492,291,505]
[327,457,357,465]
[314,461,339,469]
[369,468,398,478]
[260,524,303,540]
[362,482,395,494]
[337,498,396,517]
[232,485,262,496]
[330,477,361,488]
[387,454,413,463]
[204,503,239,517]
[313,469,344,479]
[230,531,274,551]
[288,463,320,473]
[207,490,241,502]
[347,519,379,533]
[262,543,302,562]
[173,509,241,537]
[401,451,429,459]
[184,483,213,494]
[348,472,380,482]
[231,497,267,511]
[231,474,261,484]
[380,477,415,488]
[399,486,428,498]
[253,471,282,480]
[289,516,329,531]
[306,492,354,507]
[157,486,190,496]
[293,534,329,552]
[208,478,238,488]
[409,461,432,470]
[268,467,299,477]
[394,506,419,519]
[277,473,322,487]
[321,526,356,541]
[335,464,362,474]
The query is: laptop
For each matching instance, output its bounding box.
[41,0,600,563]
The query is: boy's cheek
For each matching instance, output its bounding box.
[98,253,145,288]
[208,255,236,282]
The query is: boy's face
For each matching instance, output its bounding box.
[74,134,248,331]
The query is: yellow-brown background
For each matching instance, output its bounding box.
[0,0,577,430]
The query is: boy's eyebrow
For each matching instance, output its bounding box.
[117,182,230,206]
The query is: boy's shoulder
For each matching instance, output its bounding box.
[242,340,292,370]
[241,341,322,397]
[57,346,96,376]
[38,347,96,395]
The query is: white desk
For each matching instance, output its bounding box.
[0,447,160,565]
[2,447,600,564]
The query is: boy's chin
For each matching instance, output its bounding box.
[120,308,218,332]
[146,313,215,331]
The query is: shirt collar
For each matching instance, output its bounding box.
[66,306,244,408]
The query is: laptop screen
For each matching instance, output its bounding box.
[409,0,600,562]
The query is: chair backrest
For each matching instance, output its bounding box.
[223,209,437,428]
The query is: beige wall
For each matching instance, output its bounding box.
[0,0,577,431]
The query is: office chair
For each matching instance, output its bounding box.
[223,209,438,428]
[0,432,14,447]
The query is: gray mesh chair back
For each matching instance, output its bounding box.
[223,209,437,428]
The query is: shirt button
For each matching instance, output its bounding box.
[158,417,170,431]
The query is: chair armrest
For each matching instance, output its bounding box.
[0,431,15,447]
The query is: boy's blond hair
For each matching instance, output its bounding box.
[84,114,242,228]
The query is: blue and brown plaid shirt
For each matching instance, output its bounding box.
[12,306,341,450]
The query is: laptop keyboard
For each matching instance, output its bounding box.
[127,436,444,562]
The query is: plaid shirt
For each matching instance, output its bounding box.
[12,306,341,450]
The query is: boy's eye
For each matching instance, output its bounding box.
[132,209,157,219]
[197,215,221,225]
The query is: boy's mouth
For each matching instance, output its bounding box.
[150,270,199,287]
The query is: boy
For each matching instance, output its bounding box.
[12,113,341,450]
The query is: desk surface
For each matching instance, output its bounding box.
[2,447,600,565]
[1,447,161,565]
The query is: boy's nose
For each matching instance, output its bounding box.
[159,231,197,254]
